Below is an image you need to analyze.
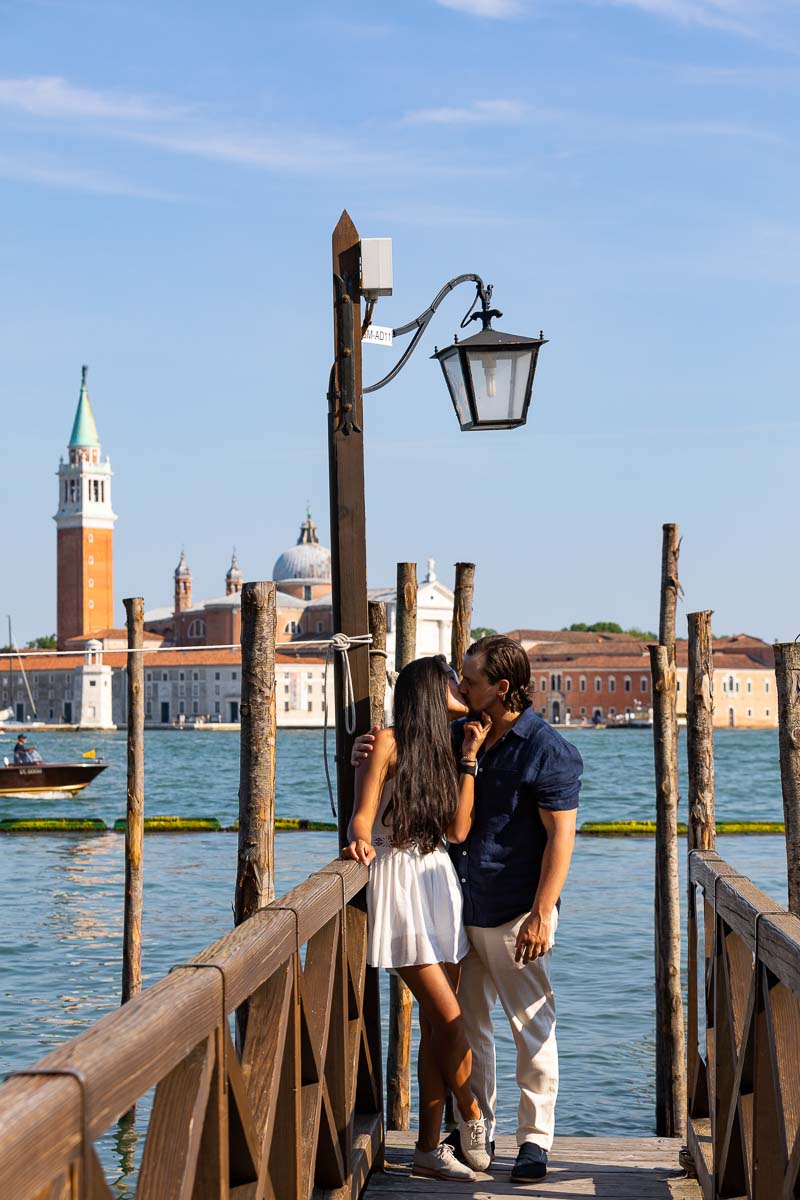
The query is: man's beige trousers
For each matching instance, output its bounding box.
[456,909,559,1149]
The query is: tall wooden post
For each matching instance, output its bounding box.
[687,611,716,853]
[685,609,715,1123]
[368,601,387,729]
[122,597,144,1005]
[450,562,475,672]
[651,523,686,1137]
[386,563,417,1131]
[329,211,371,849]
[235,581,277,925]
[773,643,800,916]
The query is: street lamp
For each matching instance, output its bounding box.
[327,213,548,845]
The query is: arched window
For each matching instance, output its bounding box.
[565,676,572,692]
[580,676,586,692]
[284,621,302,635]
[624,676,631,692]
[608,676,616,693]
[187,619,206,640]
[540,677,546,692]
[595,677,602,693]
[640,676,648,693]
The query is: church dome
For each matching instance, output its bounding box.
[272,512,331,586]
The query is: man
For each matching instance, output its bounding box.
[13,734,31,764]
[353,634,582,1182]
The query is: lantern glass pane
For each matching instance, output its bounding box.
[442,352,471,427]
[466,348,533,425]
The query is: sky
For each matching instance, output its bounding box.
[1,0,798,645]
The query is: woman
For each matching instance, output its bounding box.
[342,655,490,1182]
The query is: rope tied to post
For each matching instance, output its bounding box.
[322,632,373,819]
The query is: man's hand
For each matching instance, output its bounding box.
[514,911,553,964]
[351,726,379,768]
[342,838,376,866]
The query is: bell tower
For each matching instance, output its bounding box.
[55,366,117,648]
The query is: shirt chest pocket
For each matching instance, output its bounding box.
[478,766,524,819]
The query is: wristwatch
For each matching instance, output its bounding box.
[459,760,478,777]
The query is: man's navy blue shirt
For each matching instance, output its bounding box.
[449,707,583,928]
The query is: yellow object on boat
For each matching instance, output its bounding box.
[82,749,96,758]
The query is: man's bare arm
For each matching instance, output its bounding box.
[514,807,578,963]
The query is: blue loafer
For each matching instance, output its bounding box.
[511,1142,547,1182]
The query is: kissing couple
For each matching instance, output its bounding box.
[342,634,583,1183]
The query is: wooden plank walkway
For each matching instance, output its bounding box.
[367,1133,701,1197]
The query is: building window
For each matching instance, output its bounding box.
[304,586,312,601]
[580,706,586,716]
[765,680,770,693]
[88,533,94,543]
[214,701,220,714]
[192,700,199,715]
[193,671,199,681]
[179,700,185,714]
[178,685,185,698]
[595,678,602,693]
[308,700,313,712]
[766,708,771,717]
[162,673,168,681]
[540,677,546,692]
[728,675,736,693]
[88,555,94,566]
[747,680,752,693]
[317,622,324,633]
[641,677,648,693]
[88,600,94,610]
[624,677,631,692]
[179,672,185,681]
[566,677,572,692]
[609,677,616,693]
[187,620,206,640]
[231,672,237,680]
[146,701,152,717]
[608,707,616,716]
[215,672,220,680]
[676,679,681,692]
[146,673,152,682]
[580,677,586,692]
[285,621,298,635]
[284,701,290,713]
[747,708,752,718]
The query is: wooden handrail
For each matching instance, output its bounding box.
[0,857,377,1200]
[687,849,800,1198]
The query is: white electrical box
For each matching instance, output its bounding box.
[360,238,393,298]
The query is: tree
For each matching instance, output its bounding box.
[564,621,657,641]
[471,626,497,640]
[25,634,57,650]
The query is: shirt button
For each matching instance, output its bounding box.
[478,767,483,773]
[461,877,466,883]
[462,850,467,856]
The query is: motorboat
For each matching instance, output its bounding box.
[0,758,107,798]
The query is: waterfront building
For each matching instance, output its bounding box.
[508,628,777,729]
[1,376,455,729]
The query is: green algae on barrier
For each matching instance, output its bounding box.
[0,818,108,833]
[112,817,222,832]
[228,818,338,832]
[579,820,786,836]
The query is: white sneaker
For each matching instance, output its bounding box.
[413,1142,477,1182]
[459,1115,491,1172]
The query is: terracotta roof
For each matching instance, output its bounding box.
[531,656,653,671]
[64,629,163,644]
[1,650,327,670]
[507,628,645,646]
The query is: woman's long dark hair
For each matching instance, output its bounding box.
[387,655,459,854]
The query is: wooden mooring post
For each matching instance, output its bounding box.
[235,581,278,926]
[386,563,417,1131]
[122,596,144,1005]
[650,523,686,1138]
[773,642,800,915]
[685,609,715,1128]
[450,562,475,672]
[369,600,388,729]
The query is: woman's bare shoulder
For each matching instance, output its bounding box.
[372,727,397,770]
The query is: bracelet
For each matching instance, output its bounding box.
[460,756,477,765]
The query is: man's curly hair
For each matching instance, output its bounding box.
[466,634,532,713]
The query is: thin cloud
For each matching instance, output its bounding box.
[0,76,185,121]
[403,99,527,125]
[0,153,179,200]
[434,0,523,16]
[599,0,766,36]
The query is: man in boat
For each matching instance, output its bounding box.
[13,734,41,764]
[352,635,582,1183]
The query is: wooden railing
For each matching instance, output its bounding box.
[687,850,800,1199]
[0,858,382,1200]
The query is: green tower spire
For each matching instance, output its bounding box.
[68,364,100,449]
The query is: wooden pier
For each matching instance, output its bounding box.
[371,1133,699,1196]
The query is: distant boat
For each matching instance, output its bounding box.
[0,760,108,798]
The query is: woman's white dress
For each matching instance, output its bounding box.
[366,778,470,969]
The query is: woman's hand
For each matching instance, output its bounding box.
[461,713,492,760]
[351,726,379,767]
[342,838,376,866]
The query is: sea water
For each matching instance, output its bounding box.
[0,727,788,1192]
